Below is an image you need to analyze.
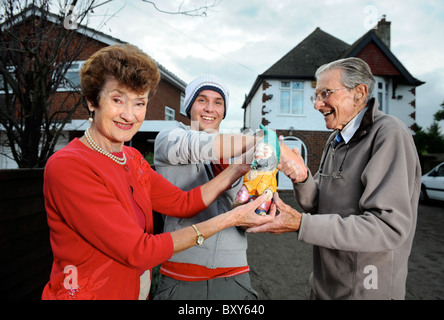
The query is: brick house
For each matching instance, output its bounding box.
[241,17,424,189]
[56,23,190,159]
[0,6,188,168]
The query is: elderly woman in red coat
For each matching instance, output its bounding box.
[42,44,273,300]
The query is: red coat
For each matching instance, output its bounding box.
[42,139,206,299]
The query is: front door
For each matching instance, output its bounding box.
[277,137,307,190]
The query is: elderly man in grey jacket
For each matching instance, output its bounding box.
[249,58,421,300]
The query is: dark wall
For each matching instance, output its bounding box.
[0,169,52,300]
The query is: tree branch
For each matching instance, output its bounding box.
[141,0,220,16]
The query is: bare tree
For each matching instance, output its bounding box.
[0,0,219,168]
[0,0,116,168]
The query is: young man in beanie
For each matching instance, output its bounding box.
[153,75,261,299]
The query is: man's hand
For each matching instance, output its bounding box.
[227,162,250,180]
[278,144,308,183]
[246,193,301,234]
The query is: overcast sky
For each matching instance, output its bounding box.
[89,0,444,133]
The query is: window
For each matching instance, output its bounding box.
[374,79,389,113]
[180,93,186,115]
[280,81,304,115]
[0,66,15,93]
[60,61,84,90]
[165,106,175,120]
[434,164,444,177]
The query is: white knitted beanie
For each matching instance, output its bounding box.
[184,74,229,119]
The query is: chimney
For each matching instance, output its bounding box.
[375,15,391,48]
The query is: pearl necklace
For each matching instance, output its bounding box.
[84,128,127,166]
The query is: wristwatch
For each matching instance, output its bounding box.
[191,224,205,245]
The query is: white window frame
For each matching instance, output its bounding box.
[0,66,16,94]
[165,106,175,120]
[374,78,389,114]
[180,93,186,116]
[58,60,85,91]
[279,81,304,116]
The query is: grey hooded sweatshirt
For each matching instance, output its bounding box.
[154,123,247,269]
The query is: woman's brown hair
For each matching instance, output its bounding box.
[80,44,161,107]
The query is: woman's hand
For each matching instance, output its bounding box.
[225,193,276,229]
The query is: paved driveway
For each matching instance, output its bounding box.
[247,192,444,300]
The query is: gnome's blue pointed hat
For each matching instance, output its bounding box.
[260,124,280,163]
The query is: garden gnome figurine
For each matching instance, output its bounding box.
[233,125,280,215]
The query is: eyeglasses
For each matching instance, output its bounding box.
[318,142,350,179]
[310,88,347,104]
